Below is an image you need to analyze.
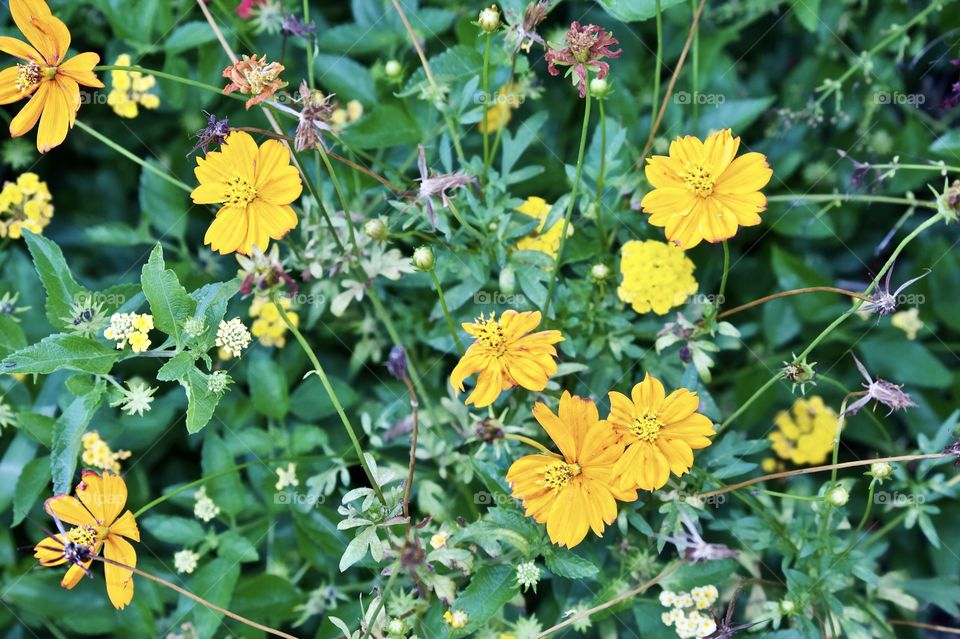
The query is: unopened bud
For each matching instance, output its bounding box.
[869,461,893,480]
[826,485,849,507]
[384,60,402,79]
[478,5,501,33]
[413,246,435,271]
[499,266,516,295]
[591,263,610,281]
[364,217,389,241]
[589,77,610,98]
[780,599,796,614]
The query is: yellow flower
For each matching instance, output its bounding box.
[617,239,698,315]
[449,310,563,407]
[506,392,637,548]
[769,396,837,466]
[891,308,923,341]
[443,609,469,628]
[0,0,104,152]
[607,374,715,491]
[107,54,159,119]
[191,131,302,255]
[641,129,772,249]
[0,171,53,238]
[249,295,296,348]
[104,312,153,352]
[514,197,574,258]
[33,470,140,609]
[81,431,131,473]
[480,84,522,134]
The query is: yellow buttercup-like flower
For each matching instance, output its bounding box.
[641,129,772,249]
[0,0,104,152]
[506,392,637,548]
[617,239,698,315]
[0,171,53,238]
[33,470,140,609]
[249,295,297,348]
[514,196,574,258]
[106,54,159,119]
[449,310,563,407]
[608,374,715,491]
[191,130,302,255]
[769,396,837,466]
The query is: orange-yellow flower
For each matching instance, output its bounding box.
[33,470,140,610]
[449,310,563,407]
[0,0,103,152]
[641,129,772,249]
[506,391,637,548]
[608,374,715,491]
[191,130,302,255]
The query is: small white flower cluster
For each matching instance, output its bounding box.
[104,312,154,352]
[516,561,541,592]
[193,486,221,523]
[215,318,252,358]
[275,462,299,491]
[174,549,199,574]
[659,586,719,639]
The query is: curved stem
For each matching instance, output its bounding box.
[651,0,662,130]
[317,143,363,256]
[447,201,485,241]
[718,241,730,306]
[543,82,592,319]
[504,433,562,459]
[481,32,493,187]
[93,556,298,639]
[92,65,245,105]
[75,121,191,193]
[595,99,608,250]
[359,563,401,639]
[431,270,465,353]
[272,292,386,506]
[717,287,871,319]
[760,489,823,502]
[842,480,877,555]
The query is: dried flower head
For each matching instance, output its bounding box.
[190,112,231,156]
[294,81,336,152]
[237,244,298,296]
[545,22,621,98]
[663,513,737,563]
[860,262,928,317]
[415,145,476,228]
[223,54,286,109]
[845,355,917,416]
[281,14,316,39]
[387,345,409,381]
[505,0,550,54]
[782,354,817,394]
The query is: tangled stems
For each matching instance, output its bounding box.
[271,291,387,506]
[542,81,592,320]
[481,31,493,188]
[431,270,465,353]
[74,121,191,193]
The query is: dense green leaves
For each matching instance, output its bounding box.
[2,334,121,375]
[22,230,87,330]
[141,245,196,346]
[50,380,105,494]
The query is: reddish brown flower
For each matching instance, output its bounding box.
[545,22,621,98]
[222,54,285,109]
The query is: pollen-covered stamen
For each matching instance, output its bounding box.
[15,63,42,92]
[630,411,663,442]
[473,314,509,356]
[66,524,98,550]
[543,461,581,490]
[683,164,716,197]
[225,176,258,207]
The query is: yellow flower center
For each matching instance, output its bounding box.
[630,412,663,442]
[682,163,716,197]
[225,176,258,207]
[543,461,581,490]
[473,315,508,356]
[14,63,43,92]
[66,524,98,549]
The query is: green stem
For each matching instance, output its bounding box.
[317,143,363,256]
[718,240,730,306]
[651,0,662,128]
[359,564,401,639]
[272,292,386,506]
[842,480,877,555]
[75,121,191,193]
[367,290,434,416]
[690,0,699,127]
[760,489,823,502]
[303,0,314,88]
[481,32,493,188]
[543,82,593,319]
[767,194,937,209]
[595,99,608,250]
[431,270,465,353]
[447,201,485,241]
[719,373,783,431]
[93,65,246,106]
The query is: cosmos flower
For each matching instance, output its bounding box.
[545,21,621,98]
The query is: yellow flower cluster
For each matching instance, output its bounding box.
[443,610,468,628]
[104,312,154,353]
[81,431,131,473]
[617,239,698,315]
[0,173,54,239]
[249,296,298,348]
[769,396,838,466]
[108,54,160,119]
[330,99,363,131]
[514,197,574,258]
[479,84,522,134]
[891,308,923,340]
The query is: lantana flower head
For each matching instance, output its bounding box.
[222,54,286,109]
[545,21,621,98]
[0,171,53,238]
[617,239,698,315]
[769,396,837,466]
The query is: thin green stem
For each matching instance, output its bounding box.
[447,200,485,241]
[317,143,363,255]
[272,292,386,506]
[767,194,937,209]
[718,240,730,305]
[760,489,823,502]
[359,564,401,639]
[719,373,783,431]
[304,0,314,87]
[481,32,493,187]
[651,0,662,128]
[842,480,877,555]
[93,65,246,105]
[690,0,699,127]
[431,270,465,353]
[505,433,562,458]
[543,82,592,319]
[75,121,191,193]
[595,99,608,250]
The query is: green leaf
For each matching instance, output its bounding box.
[596,0,685,21]
[451,564,519,633]
[2,333,121,375]
[931,129,960,159]
[232,575,300,628]
[139,162,188,240]
[178,365,222,433]
[165,21,218,53]
[142,515,207,546]
[792,0,821,32]
[0,314,27,359]
[770,245,833,320]
[290,373,358,421]
[50,380,106,494]
[247,350,289,419]
[13,455,50,526]
[662,559,739,591]
[191,558,240,639]
[0,434,37,512]
[141,244,196,346]
[202,431,244,515]
[696,97,775,138]
[340,104,421,149]
[314,54,377,105]
[189,280,240,350]
[545,549,599,579]
[218,530,260,563]
[859,337,951,389]
[23,230,87,330]
[157,351,199,382]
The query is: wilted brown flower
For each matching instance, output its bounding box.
[845,355,917,416]
[293,81,336,151]
[223,54,286,109]
[545,21,621,98]
[415,145,476,228]
[506,0,550,54]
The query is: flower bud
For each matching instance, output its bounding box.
[780,599,796,614]
[413,246,435,271]
[384,60,402,79]
[825,485,849,507]
[499,266,516,295]
[869,461,893,479]
[590,263,610,281]
[478,5,501,33]
[364,217,389,241]
[589,76,610,98]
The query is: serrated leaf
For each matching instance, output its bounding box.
[179,366,221,433]
[141,245,196,346]
[450,564,519,632]
[2,333,121,375]
[23,230,87,330]
[157,351,198,382]
[50,380,105,494]
[545,549,599,579]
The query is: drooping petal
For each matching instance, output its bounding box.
[0,35,43,63]
[35,77,69,152]
[9,0,57,64]
[103,535,136,610]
